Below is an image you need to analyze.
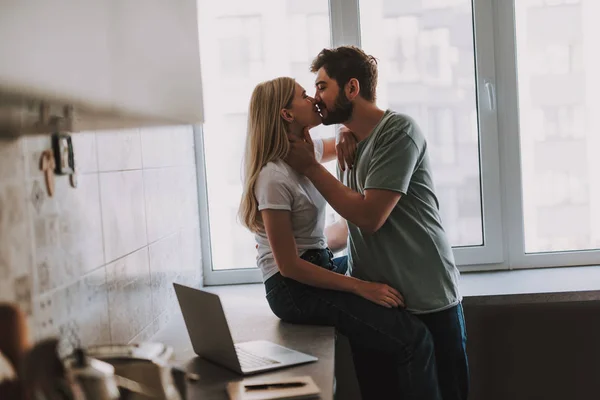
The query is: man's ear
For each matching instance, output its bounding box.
[345,78,360,101]
[280,108,294,123]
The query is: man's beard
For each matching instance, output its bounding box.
[320,90,354,126]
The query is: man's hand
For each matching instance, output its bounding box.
[285,127,319,175]
[336,126,357,171]
[354,281,405,308]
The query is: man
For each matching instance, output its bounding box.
[285,46,469,400]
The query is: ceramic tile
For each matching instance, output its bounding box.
[71,132,98,173]
[143,168,179,243]
[96,129,142,172]
[31,174,104,293]
[140,126,173,168]
[172,125,196,167]
[0,137,25,183]
[128,321,157,344]
[29,178,45,214]
[149,233,181,319]
[22,134,52,180]
[76,268,111,347]
[0,278,13,303]
[33,291,64,343]
[106,249,152,343]
[2,126,200,351]
[143,165,199,242]
[35,267,110,354]
[14,275,33,316]
[141,125,195,168]
[177,166,200,230]
[99,170,147,263]
[179,227,202,287]
[33,267,110,353]
[152,311,172,336]
[33,280,81,346]
[0,181,33,281]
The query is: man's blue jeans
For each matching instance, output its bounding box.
[352,304,470,400]
[264,249,441,400]
[342,255,470,400]
[416,304,469,400]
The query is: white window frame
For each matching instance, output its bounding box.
[494,0,600,269]
[194,126,263,285]
[454,0,505,269]
[197,0,600,286]
[329,0,505,269]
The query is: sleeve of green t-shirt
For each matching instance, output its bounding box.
[364,125,422,195]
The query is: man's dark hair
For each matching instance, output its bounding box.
[310,46,378,102]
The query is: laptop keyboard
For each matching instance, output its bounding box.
[235,346,280,369]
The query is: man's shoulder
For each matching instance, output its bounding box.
[374,111,425,147]
[381,110,415,128]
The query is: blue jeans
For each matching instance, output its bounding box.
[352,304,469,400]
[416,304,469,400]
[264,249,441,400]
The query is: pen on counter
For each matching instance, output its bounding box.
[244,382,307,391]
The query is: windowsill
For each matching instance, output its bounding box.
[205,264,600,306]
[460,264,600,306]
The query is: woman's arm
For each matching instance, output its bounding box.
[261,209,404,308]
[320,137,337,163]
[318,129,357,169]
[324,218,348,253]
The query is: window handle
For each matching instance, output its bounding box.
[484,80,496,111]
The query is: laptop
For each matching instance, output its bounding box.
[173,283,318,375]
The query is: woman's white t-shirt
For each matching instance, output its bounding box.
[254,139,326,281]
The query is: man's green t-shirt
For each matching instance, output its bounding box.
[340,110,461,313]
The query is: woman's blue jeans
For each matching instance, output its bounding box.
[264,248,441,400]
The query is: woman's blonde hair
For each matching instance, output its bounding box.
[239,77,295,233]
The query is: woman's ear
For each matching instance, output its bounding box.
[280,108,294,123]
[345,78,360,101]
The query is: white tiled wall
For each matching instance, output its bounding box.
[0,125,202,351]
[96,129,143,172]
[100,170,148,262]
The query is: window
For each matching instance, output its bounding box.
[196,0,332,284]
[217,16,263,78]
[359,0,498,258]
[197,0,600,285]
[513,0,600,259]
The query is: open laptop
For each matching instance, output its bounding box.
[173,283,318,375]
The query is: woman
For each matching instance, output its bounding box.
[238,77,441,400]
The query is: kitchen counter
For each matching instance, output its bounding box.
[151,284,335,400]
[152,265,600,400]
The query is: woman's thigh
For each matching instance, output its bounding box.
[285,279,427,356]
[265,278,302,322]
[268,249,427,355]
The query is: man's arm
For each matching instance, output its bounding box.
[305,165,401,234]
[262,209,404,308]
[324,218,349,252]
[286,126,419,234]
